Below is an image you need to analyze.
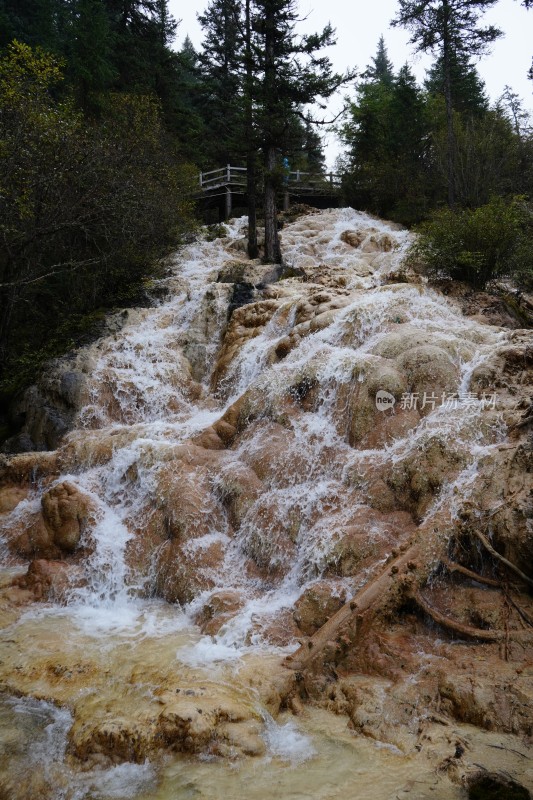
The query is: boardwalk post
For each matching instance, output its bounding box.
[283,190,290,212]
[225,187,232,220]
[225,165,233,220]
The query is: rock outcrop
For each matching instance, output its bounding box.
[0,208,531,790]
[6,481,96,560]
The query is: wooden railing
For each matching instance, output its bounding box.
[198,164,341,193]
[199,165,247,191]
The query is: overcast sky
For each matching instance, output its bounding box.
[167,0,533,167]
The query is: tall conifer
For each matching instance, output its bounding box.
[393,0,501,206]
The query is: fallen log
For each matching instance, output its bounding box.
[284,546,419,671]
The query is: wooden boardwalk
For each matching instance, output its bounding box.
[196,164,341,219]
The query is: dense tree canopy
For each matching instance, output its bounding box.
[198,0,345,261]
[0,41,196,400]
[341,30,533,227]
[393,0,502,206]
[341,40,431,223]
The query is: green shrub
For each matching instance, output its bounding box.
[0,42,198,399]
[407,196,533,290]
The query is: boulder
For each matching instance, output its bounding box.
[455,443,533,578]
[340,229,366,248]
[41,481,95,552]
[240,494,299,578]
[0,451,60,485]
[397,345,459,403]
[195,589,245,635]
[340,228,396,253]
[293,581,347,635]
[211,299,282,388]
[181,283,234,381]
[16,558,84,602]
[152,537,226,605]
[217,258,282,288]
[438,673,533,735]
[324,509,414,577]
[212,462,265,529]
[8,481,96,559]
[0,486,28,514]
[372,324,472,362]
[214,720,266,757]
[386,436,466,520]
[152,463,225,542]
[238,421,305,485]
[334,357,419,448]
[2,341,99,451]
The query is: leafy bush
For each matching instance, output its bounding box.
[407,196,533,289]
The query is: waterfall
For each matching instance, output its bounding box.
[1,207,530,800]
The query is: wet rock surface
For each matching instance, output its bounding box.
[5,480,96,560]
[0,209,531,797]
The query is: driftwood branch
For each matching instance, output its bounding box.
[511,416,533,431]
[284,546,419,671]
[284,521,533,673]
[412,591,511,642]
[473,530,533,588]
[509,401,533,430]
[505,593,533,628]
[441,558,501,587]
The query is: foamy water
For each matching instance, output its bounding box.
[0,208,511,798]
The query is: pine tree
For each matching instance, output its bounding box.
[251,0,345,263]
[363,36,394,85]
[391,64,430,214]
[341,61,430,223]
[104,0,178,95]
[244,0,259,257]
[198,0,245,166]
[0,0,63,51]
[392,0,501,207]
[425,51,488,116]
[166,37,209,164]
[68,0,116,109]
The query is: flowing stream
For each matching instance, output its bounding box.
[0,208,521,799]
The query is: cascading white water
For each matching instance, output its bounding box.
[0,207,518,799]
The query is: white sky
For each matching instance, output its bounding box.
[168,0,533,168]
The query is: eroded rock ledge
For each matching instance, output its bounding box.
[0,209,531,795]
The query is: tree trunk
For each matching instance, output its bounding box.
[0,287,16,376]
[245,0,258,259]
[284,545,420,672]
[442,0,456,208]
[246,153,258,259]
[262,4,282,265]
[264,145,281,264]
